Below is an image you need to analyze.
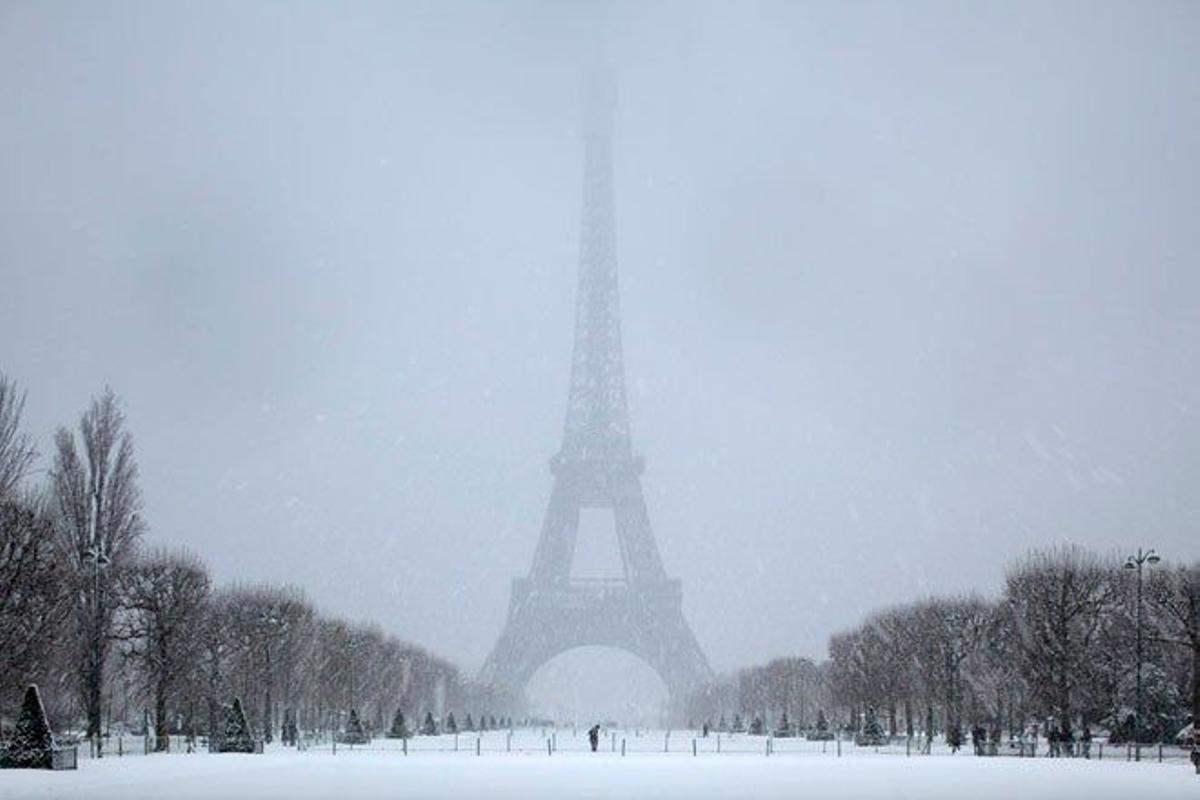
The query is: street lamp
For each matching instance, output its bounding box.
[1123,547,1161,760]
[258,613,284,743]
[82,543,111,758]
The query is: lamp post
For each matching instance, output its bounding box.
[258,613,283,743]
[82,543,111,757]
[1123,547,1161,760]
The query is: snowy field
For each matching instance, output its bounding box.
[2,732,1197,800]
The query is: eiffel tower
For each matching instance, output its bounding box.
[479,76,712,713]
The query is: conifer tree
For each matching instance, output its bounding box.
[812,709,834,740]
[1,685,53,769]
[856,707,885,746]
[343,709,369,744]
[446,712,458,734]
[388,709,408,739]
[422,711,437,736]
[464,713,474,732]
[217,697,255,753]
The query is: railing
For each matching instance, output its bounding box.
[273,728,1200,768]
[62,727,1199,772]
[50,746,78,770]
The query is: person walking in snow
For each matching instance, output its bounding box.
[588,724,601,752]
[1060,725,1075,758]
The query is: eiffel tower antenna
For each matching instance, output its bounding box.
[480,75,711,717]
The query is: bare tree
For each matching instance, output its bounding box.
[0,374,36,500]
[0,496,71,715]
[1004,546,1120,733]
[1147,562,1200,739]
[869,606,919,736]
[51,388,145,744]
[115,548,211,750]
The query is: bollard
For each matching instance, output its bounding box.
[403,737,408,756]
[1158,744,1163,763]
[611,732,616,752]
[693,738,697,756]
[906,736,911,757]
[454,733,459,752]
[837,734,842,758]
[477,737,481,756]
[621,738,626,757]
[765,738,770,757]
[547,738,552,756]
[717,734,721,753]
[664,732,670,753]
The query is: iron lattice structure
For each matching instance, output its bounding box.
[480,76,712,712]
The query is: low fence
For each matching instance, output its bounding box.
[286,728,1199,768]
[67,728,1199,771]
[77,733,204,759]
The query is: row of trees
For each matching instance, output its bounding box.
[687,547,1198,744]
[0,374,492,749]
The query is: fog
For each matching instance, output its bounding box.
[2,0,1197,710]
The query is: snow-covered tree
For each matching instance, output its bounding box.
[114,548,210,751]
[855,707,885,746]
[812,709,833,740]
[342,708,368,744]
[387,709,408,739]
[51,389,145,746]
[1005,547,1121,733]
[422,711,437,736]
[1148,562,1200,743]
[216,697,255,753]
[0,685,53,769]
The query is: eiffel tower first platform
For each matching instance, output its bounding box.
[479,76,712,713]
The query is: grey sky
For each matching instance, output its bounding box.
[2,0,1197,690]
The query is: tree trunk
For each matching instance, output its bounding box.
[155,682,169,752]
[1191,640,1199,735]
[85,612,104,742]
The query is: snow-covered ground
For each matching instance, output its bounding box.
[2,732,1196,799]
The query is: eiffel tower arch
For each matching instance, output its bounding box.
[480,75,712,713]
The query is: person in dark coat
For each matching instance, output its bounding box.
[971,726,985,756]
[588,724,601,752]
[1060,726,1075,758]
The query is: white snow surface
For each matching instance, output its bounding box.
[2,735,1196,800]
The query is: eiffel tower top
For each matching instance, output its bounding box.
[558,71,634,467]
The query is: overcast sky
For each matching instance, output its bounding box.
[2,0,1198,699]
